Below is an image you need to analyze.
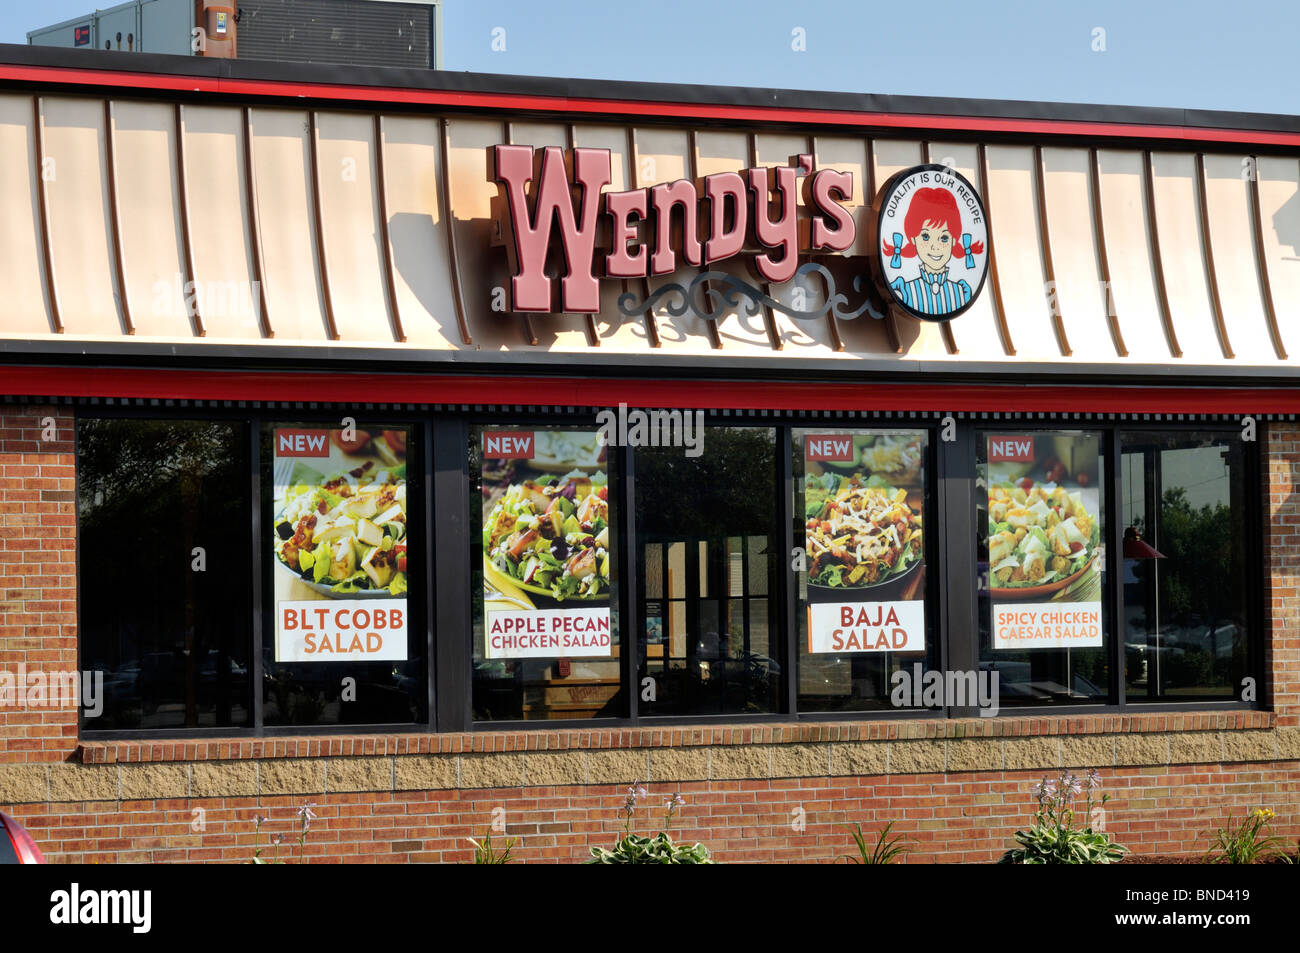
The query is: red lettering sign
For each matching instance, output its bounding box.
[988,435,1035,462]
[276,429,330,458]
[483,431,535,460]
[489,145,612,312]
[490,146,859,313]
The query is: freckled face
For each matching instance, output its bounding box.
[912,219,953,271]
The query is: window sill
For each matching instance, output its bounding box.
[77,709,1277,764]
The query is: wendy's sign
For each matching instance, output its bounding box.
[488,147,988,325]
[874,164,989,322]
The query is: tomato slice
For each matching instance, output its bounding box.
[331,430,372,455]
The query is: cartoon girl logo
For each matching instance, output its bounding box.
[876,166,989,322]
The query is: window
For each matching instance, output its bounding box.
[976,430,1109,706]
[73,410,1264,736]
[262,422,425,726]
[471,426,622,721]
[78,418,252,730]
[636,427,779,716]
[1120,431,1252,700]
[794,428,938,712]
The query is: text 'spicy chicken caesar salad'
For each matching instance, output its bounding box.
[274,431,409,597]
[988,479,1098,589]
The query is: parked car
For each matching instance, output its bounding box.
[0,811,45,864]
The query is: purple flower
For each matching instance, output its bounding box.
[271,834,284,846]
[666,793,685,810]
[624,781,649,815]
[1063,775,1083,799]
[1031,776,1056,800]
[1086,769,1102,791]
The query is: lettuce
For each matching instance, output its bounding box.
[813,564,846,587]
[329,571,371,593]
[312,541,331,584]
[1029,526,1051,551]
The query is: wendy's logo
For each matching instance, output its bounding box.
[874,164,989,322]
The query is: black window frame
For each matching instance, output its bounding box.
[71,404,1268,740]
[77,406,434,739]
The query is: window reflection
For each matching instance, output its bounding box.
[794,428,936,712]
[78,419,252,730]
[976,430,1109,705]
[1121,433,1248,699]
[260,422,424,727]
[636,428,779,716]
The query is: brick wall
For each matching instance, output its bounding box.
[4,764,1298,864]
[1267,424,1300,725]
[0,407,77,763]
[1,718,1296,862]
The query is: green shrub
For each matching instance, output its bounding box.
[467,831,516,864]
[588,833,713,864]
[1000,770,1127,865]
[843,821,910,864]
[1205,808,1289,864]
[586,783,715,865]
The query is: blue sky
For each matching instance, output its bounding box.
[0,0,1293,114]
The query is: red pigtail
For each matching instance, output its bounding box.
[882,239,917,258]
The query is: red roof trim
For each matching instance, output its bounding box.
[4,63,1300,148]
[5,366,1297,413]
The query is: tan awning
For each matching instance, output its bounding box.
[1,52,1298,375]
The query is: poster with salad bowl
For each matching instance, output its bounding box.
[800,430,927,654]
[481,428,612,660]
[985,432,1103,649]
[271,426,410,663]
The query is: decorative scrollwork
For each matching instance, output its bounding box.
[617,263,886,323]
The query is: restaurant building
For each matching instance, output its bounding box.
[0,42,1297,863]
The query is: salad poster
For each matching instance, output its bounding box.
[801,430,927,654]
[271,427,410,662]
[481,429,612,660]
[986,433,1103,649]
